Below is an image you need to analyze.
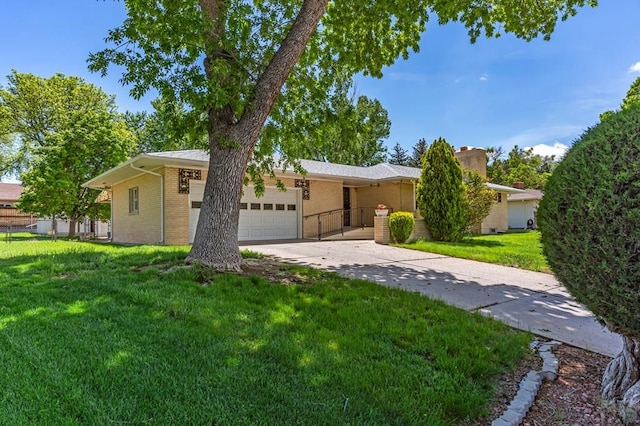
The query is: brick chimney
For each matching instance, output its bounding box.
[454,147,486,177]
[512,182,525,189]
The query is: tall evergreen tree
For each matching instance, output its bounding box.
[408,138,428,168]
[416,137,466,241]
[388,142,409,165]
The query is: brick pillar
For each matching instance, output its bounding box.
[374,216,390,244]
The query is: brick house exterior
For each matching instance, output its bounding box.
[84,148,521,245]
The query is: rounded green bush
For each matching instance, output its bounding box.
[389,211,415,243]
[537,105,640,339]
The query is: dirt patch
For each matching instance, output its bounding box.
[523,345,622,426]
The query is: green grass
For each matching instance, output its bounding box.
[0,234,532,425]
[398,231,550,273]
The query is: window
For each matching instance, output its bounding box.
[287,204,296,211]
[191,201,202,209]
[251,203,261,210]
[263,203,273,210]
[129,187,139,213]
[496,193,502,203]
[239,202,248,210]
[275,204,285,211]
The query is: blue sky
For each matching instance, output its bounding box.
[1,0,639,160]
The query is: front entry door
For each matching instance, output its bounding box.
[343,187,351,226]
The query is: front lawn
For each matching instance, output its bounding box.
[398,231,550,273]
[0,235,531,425]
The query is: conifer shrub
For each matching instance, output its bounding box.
[537,105,640,338]
[389,211,415,243]
[416,137,466,241]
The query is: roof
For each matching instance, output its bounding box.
[0,183,23,201]
[84,150,423,189]
[83,149,524,192]
[487,182,526,194]
[508,189,544,201]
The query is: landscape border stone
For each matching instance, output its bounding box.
[492,340,561,426]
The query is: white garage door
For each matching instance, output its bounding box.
[189,183,300,243]
[508,202,527,229]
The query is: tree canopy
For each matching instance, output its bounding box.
[388,142,409,166]
[18,109,132,235]
[408,138,429,168]
[0,71,120,176]
[89,0,597,270]
[486,145,557,190]
[124,96,206,156]
[600,76,640,121]
[1,72,133,236]
[275,79,389,166]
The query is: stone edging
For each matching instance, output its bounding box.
[492,340,561,426]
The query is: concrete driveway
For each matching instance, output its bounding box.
[241,239,623,358]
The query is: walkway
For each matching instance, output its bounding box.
[241,239,623,358]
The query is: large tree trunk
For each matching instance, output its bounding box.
[186,139,252,271]
[602,335,640,424]
[67,219,77,238]
[185,0,329,271]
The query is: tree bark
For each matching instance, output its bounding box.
[186,0,329,271]
[186,139,252,271]
[68,219,77,238]
[602,335,640,424]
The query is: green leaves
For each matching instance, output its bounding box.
[389,211,415,244]
[270,76,390,166]
[462,169,495,230]
[538,103,640,339]
[2,73,133,223]
[417,137,467,242]
[487,145,556,190]
[0,71,118,176]
[87,0,597,163]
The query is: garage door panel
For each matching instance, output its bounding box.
[190,184,299,242]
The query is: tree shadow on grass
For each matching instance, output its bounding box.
[0,242,524,425]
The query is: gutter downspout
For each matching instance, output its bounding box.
[412,180,417,216]
[109,193,113,242]
[130,163,164,244]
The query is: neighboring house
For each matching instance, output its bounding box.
[35,218,110,238]
[507,187,543,229]
[83,148,522,245]
[0,182,36,230]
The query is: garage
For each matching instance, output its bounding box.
[189,183,301,243]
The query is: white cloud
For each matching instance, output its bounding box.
[479,73,488,81]
[629,61,640,73]
[525,142,569,159]
[497,125,583,150]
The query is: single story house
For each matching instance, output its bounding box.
[83,148,522,245]
[507,188,543,229]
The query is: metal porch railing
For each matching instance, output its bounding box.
[303,207,393,240]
